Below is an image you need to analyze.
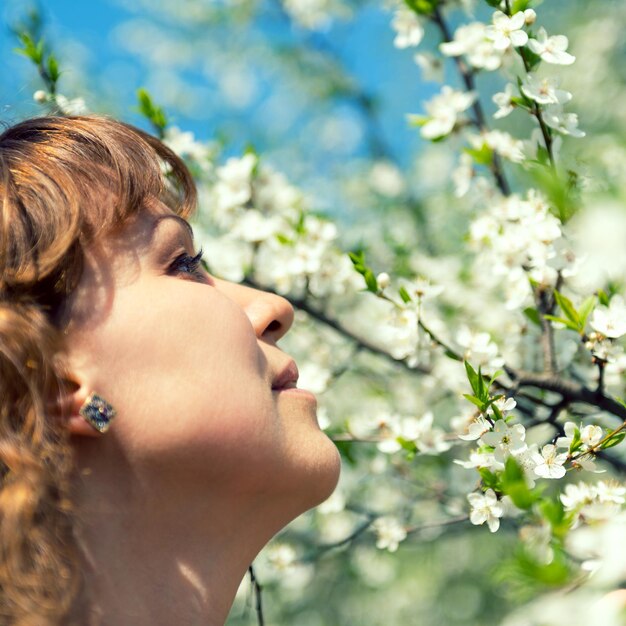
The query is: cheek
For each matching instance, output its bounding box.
[79,279,277,473]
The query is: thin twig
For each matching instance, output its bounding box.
[535,286,557,373]
[242,277,431,374]
[405,514,469,535]
[248,565,264,626]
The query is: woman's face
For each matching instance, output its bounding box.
[64,202,340,520]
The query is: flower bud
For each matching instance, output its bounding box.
[33,90,48,103]
[376,272,390,290]
[524,9,537,25]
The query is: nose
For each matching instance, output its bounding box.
[213,278,295,343]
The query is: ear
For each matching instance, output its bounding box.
[50,376,105,438]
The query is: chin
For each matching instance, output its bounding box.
[294,434,342,513]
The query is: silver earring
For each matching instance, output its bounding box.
[79,393,117,433]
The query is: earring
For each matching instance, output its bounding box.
[79,393,117,433]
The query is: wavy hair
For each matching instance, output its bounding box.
[0,115,196,624]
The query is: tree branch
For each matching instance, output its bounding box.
[505,366,626,421]
[431,6,511,196]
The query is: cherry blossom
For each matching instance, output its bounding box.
[492,83,516,119]
[521,74,572,105]
[412,86,477,140]
[533,444,568,479]
[468,489,504,533]
[481,420,527,463]
[486,11,528,51]
[391,6,424,49]
[528,27,576,65]
[371,516,407,552]
[590,295,626,338]
[440,22,503,70]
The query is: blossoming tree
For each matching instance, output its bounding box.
[12,0,626,624]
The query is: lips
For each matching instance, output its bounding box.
[272,360,299,390]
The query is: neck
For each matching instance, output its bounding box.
[68,446,286,626]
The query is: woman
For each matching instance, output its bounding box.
[0,115,341,625]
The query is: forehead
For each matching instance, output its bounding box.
[102,199,194,251]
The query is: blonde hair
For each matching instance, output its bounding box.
[0,115,196,624]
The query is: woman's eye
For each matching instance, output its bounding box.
[169,249,206,280]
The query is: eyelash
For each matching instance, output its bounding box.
[169,249,206,280]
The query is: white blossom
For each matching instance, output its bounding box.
[369,161,405,197]
[55,94,88,116]
[542,104,585,138]
[404,277,444,300]
[412,86,477,140]
[453,409,491,441]
[413,52,444,82]
[440,22,503,71]
[521,74,572,105]
[482,130,525,163]
[283,0,337,31]
[519,523,554,564]
[452,153,474,198]
[391,7,424,49]
[527,27,576,65]
[468,488,504,532]
[590,295,626,338]
[454,448,498,470]
[492,83,516,119]
[213,153,256,213]
[532,444,568,479]
[481,420,527,463]
[486,11,528,51]
[163,126,213,166]
[456,326,503,370]
[372,516,407,552]
[561,481,626,524]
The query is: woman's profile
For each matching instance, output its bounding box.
[0,115,341,625]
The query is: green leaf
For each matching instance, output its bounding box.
[501,457,536,509]
[464,361,480,396]
[568,427,582,454]
[398,286,412,303]
[490,403,503,421]
[538,497,570,539]
[601,432,626,450]
[364,269,378,293]
[334,440,358,466]
[463,394,485,410]
[404,0,438,15]
[478,467,501,491]
[511,0,540,11]
[577,296,596,328]
[275,233,293,245]
[47,55,60,83]
[407,114,428,128]
[464,144,494,167]
[136,88,168,134]
[543,315,580,332]
[597,289,610,306]
[553,290,579,326]
[445,349,463,362]
[523,307,542,327]
[511,0,528,12]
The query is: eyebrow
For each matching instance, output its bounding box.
[153,214,195,240]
